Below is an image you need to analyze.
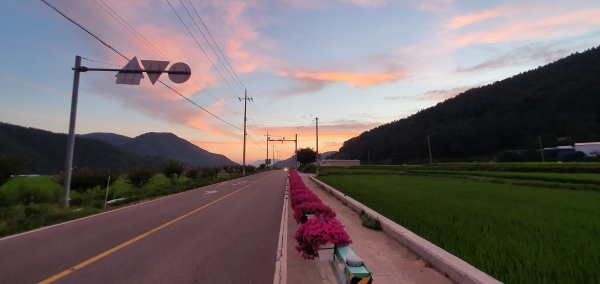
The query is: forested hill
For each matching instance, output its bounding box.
[336,46,600,164]
[0,123,167,174]
[81,132,237,167]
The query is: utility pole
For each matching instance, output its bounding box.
[271,145,276,169]
[63,56,81,208]
[295,134,298,169]
[265,131,270,170]
[239,89,252,174]
[539,136,545,162]
[428,135,433,164]
[315,117,319,176]
[368,148,371,164]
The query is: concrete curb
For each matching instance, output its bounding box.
[309,176,503,284]
[273,175,289,284]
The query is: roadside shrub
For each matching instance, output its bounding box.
[0,154,27,187]
[10,183,60,205]
[80,186,106,209]
[299,164,316,173]
[245,165,256,173]
[359,210,382,230]
[185,166,201,181]
[163,160,188,185]
[69,190,83,207]
[57,168,117,193]
[127,167,155,188]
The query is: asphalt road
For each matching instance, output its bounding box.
[0,170,287,284]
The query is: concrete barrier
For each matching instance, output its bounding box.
[309,176,503,284]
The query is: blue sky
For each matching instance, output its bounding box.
[1,0,599,163]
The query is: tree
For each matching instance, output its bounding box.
[127,167,155,188]
[56,167,118,194]
[296,147,317,166]
[185,166,201,181]
[162,159,188,184]
[259,163,266,170]
[0,154,27,187]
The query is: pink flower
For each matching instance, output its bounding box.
[293,218,352,260]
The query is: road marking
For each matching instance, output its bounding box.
[39,172,278,284]
[204,190,218,194]
[0,178,230,242]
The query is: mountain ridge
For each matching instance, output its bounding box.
[80,132,237,167]
[335,46,600,163]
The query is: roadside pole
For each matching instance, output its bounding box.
[62,56,81,208]
[428,135,433,164]
[61,55,191,207]
[104,175,111,209]
[316,117,319,176]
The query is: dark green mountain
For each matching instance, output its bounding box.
[80,132,237,167]
[336,46,600,164]
[0,123,166,174]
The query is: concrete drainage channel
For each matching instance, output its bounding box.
[309,176,503,284]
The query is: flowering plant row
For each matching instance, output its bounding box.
[288,170,352,260]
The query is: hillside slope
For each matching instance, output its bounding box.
[82,132,237,167]
[0,123,165,174]
[336,46,600,163]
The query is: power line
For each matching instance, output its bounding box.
[180,0,243,93]
[93,0,241,117]
[81,57,122,66]
[41,0,241,132]
[187,0,246,90]
[92,0,169,61]
[247,133,265,151]
[177,0,269,134]
[41,0,128,59]
[166,0,240,97]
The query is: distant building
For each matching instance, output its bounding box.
[543,146,575,158]
[575,142,600,157]
[320,160,360,167]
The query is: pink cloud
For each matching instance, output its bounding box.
[338,0,388,7]
[281,70,406,92]
[453,8,600,46]
[449,7,508,30]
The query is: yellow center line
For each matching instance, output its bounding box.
[40,172,279,284]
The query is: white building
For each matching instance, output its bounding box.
[574,142,600,157]
[320,160,360,167]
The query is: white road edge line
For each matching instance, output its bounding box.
[0,175,257,242]
[273,174,289,284]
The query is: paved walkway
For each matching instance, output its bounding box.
[286,173,452,284]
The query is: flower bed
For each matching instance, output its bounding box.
[289,170,352,260]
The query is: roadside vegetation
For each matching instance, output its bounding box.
[0,163,260,238]
[317,164,600,283]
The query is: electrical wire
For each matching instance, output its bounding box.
[41,0,128,59]
[166,0,240,98]
[180,0,243,93]
[81,57,122,66]
[187,0,246,90]
[93,0,241,116]
[41,0,242,132]
[182,0,269,135]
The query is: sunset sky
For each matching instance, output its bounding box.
[1,0,599,164]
